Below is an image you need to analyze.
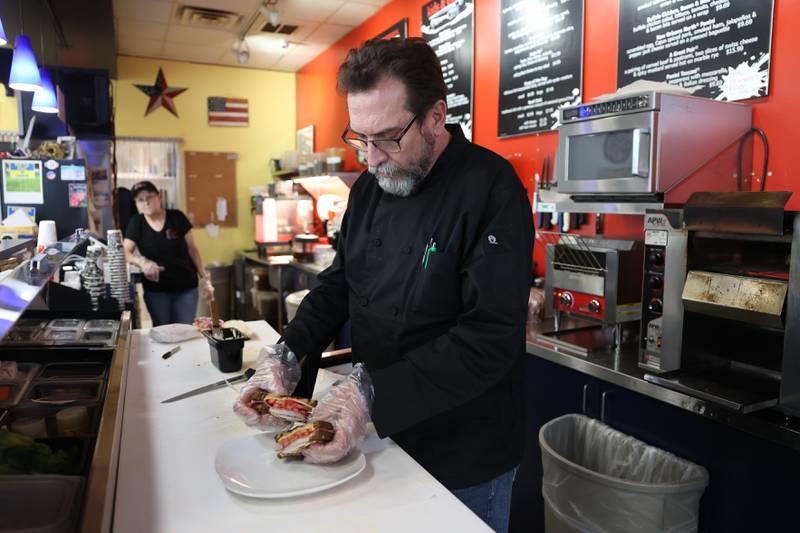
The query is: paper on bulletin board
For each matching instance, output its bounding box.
[68,182,88,208]
[60,163,86,181]
[2,160,44,205]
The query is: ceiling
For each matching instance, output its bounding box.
[114,0,391,72]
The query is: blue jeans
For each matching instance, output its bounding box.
[451,467,517,532]
[144,288,198,327]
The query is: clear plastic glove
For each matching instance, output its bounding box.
[233,344,302,431]
[199,274,215,302]
[301,363,374,464]
[141,259,164,282]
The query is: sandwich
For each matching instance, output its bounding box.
[247,391,317,422]
[275,421,335,459]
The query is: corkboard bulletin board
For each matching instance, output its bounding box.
[184,151,238,227]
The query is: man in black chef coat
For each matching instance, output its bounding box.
[283,38,533,531]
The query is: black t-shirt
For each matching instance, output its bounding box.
[125,209,198,293]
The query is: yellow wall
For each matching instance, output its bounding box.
[0,91,19,132]
[115,56,296,264]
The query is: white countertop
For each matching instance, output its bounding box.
[113,320,490,533]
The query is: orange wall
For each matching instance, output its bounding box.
[297,0,800,271]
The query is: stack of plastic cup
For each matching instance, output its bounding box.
[81,245,105,311]
[106,230,129,310]
[36,220,57,253]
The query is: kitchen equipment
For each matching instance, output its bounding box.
[553,92,752,205]
[161,367,256,403]
[255,196,315,244]
[640,192,800,415]
[203,327,249,373]
[210,299,222,340]
[26,381,104,405]
[292,233,319,263]
[39,362,106,381]
[541,233,644,353]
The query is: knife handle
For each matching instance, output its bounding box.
[243,367,256,380]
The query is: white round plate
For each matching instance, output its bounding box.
[214,433,366,498]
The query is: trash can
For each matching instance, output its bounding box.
[285,289,310,322]
[539,414,709,533]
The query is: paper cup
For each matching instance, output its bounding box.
[37,220,57,253]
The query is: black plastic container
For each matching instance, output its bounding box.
[202,328,249,373]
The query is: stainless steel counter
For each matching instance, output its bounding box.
[526,317,800,451]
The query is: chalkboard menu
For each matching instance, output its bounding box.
[374,19,408,40]
[618,0,774,101]
[498,0,584,137]
[421,0,474,141]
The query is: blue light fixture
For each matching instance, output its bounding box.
[0,18,7,46]
[9,34,41,92]
[32,68,58,113]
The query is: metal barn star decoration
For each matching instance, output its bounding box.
[135,68,187,117]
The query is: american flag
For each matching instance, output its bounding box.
[207,97,249,127]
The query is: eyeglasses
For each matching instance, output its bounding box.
[341,114,418,154]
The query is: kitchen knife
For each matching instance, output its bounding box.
[161,367,256,403]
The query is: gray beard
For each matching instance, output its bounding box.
[370,139,434,197]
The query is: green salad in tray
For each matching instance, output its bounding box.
[0,428,81,474]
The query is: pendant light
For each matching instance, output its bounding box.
[9,0,41,92]
[31,17,57,113]
[0,18,8,46]
[31,68,57,113]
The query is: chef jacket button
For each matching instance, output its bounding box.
[360,297,368,307]
[402,246,412,254]
[392,306,399,316]
[372,238,382,247]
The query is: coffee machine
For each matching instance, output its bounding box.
[641,192,800,415]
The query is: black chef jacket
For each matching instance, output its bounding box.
[283,125,534,489]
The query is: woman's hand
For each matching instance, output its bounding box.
[199,273,215,302]
[141,259,164,282]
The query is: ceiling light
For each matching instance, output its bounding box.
[259,1,280,26]
[9,35,41,92]
[0,18,7,46]
[280,39,289,50]
[31,67,58,113]
[237,39,250,64]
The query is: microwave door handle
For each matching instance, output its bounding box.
[631,129,651,178]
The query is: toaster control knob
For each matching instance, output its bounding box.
[649,250,665,267]
[588,300,601,314]
[648,298,663,314]
[559,292,574,308]
[649,276,663,290]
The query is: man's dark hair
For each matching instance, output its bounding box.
[337,37,447,117]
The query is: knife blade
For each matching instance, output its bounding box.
[161,367,256,404]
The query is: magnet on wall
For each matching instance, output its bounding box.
[46,170,57,180]
[44,160,59,170]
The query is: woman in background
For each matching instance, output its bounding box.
[123,180,214,326]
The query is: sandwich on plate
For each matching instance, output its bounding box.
[248,391,316,422]
[275,421,334,459]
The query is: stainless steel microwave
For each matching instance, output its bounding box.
[554,92,752,198]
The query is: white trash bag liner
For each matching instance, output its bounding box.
[539,414,709,533]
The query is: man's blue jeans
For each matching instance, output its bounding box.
[144,288,198,326]
[451,467,517,532]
